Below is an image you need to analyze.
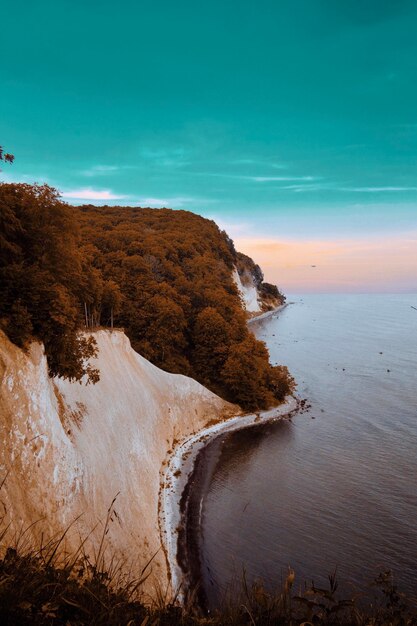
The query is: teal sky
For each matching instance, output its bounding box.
[1,0,417,291]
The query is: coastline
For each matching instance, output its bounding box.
[158,394,298,601]
[247,302,289,326]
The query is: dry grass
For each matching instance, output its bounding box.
[1,538,416,625]
[1,482,416,625]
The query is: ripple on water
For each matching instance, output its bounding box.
[195,295,417,608]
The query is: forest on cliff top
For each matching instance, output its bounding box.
[0,182,292,409]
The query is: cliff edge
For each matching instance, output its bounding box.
[0,329,234,597]
[233,252,285,315]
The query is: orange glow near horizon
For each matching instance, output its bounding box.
[234,234,417,293]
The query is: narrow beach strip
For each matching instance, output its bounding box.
[158,394,298,598]
[247,302,289,326]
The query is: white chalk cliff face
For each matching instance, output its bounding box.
[0,330,234,596]
[232,268,262,313]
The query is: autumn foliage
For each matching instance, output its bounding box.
[0,184,99,383]
[0,183,293,409]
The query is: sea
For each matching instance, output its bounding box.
[191,294,417,607]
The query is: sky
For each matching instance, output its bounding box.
[1,0,416,292]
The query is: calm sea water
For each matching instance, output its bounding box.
[196,295,417,607]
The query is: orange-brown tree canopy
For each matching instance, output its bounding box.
[0,183,293,409]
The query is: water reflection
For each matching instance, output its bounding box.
[210,420,295,483]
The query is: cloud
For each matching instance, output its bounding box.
[81,165,122,177]
[208,216,253,238]
[279,183,328,192]
[0,171,18,183]
[192,172,318,182]
[62,188,129,200]
[229,158,287,169]
[340,186,417,193]
[271,183,417,194]
[139,147,190,168]
[135,196,206,208]
[0,171,51,184]
[252,175,317,182]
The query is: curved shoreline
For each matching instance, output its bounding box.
[247,302,289,326]
[158,394,299,601]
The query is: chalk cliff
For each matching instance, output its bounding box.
[233,252,285,315]
[0,329,234,597]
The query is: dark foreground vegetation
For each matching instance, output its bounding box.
[0,543,415,626]
[0,182,292,409]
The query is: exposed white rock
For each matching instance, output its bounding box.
[232,268,262,313]
[159,394,297,597]
[0,330,234,598]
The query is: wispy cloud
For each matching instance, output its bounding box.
[135,196,207,208]
[139,147,190,168]
[208,216,253,238]
[340,186,417,192]
[229,158,286,169]
[281,183,331,192]
[277,183,417,194]
[0,171,20,183]
[62,188,129,200]
[81,165,122,177]
[0,171,51,184]
[192,172,318,182]
[252,175,317,182]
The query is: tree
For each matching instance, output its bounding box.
[0,183,99,383]
[267,365,294,402]
[192,307,231,384]
[101,280,123,328]
[221,335,274,410]
[72,203,292,408]
[0,146,14,166]
[136,294,188,372]
[1,175,292,408]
